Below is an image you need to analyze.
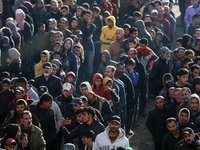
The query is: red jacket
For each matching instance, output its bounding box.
[92,73,106,98]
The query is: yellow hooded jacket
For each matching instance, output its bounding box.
[100,16,117,52]
[34,50,50,77]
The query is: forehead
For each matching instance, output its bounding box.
[190,98,199,102]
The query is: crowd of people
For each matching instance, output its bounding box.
[0,0,200,149]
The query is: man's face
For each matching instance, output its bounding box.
[151,13,158,21]
[72,104,81,111]
[126,64,135,72]
[22,113,32,128]
[191,0,199,5]
[168,90,174,99]
[73,47,81,57]
[104,67,114,78]
[81,86,88,96]
[140,43,146,50]
[194,31,200,39]
[177,49,185,60]
[82,111,90,123]
[116,30,123,40]
[87,93,95,104]
[166,121,178,135]
[195,83,200,92]
[128,50,135,59]
[155,98,165,110]
[144,17,152,23]
[43,67,52,76]
[62,89,71,97]
[129,42,136,49]
[43,100,52,109]
[82,136,90,145]
[174,91,183,103]
[164,7,170,16]
[84,13,92,21]
[53,54,61,60]
[51,2,58,11]
[162,52,170,59]
[181,90,190,101]
[61,8,68,17]
[178,74,188,85]
[183,133,194,145]
[76,113,83,123]
[190,98,199,112]
[2,83,10,91]
[158,8,164,18]
[180,112,189,125]
[38,24,45,33]
[107,20,114,29]
[64,40,72,50]
[59,19,67,30]
[191,69,200,78]
[41,54,47,62]
[123,28,130,36]
[92,11,99,18]
[15,92,24,100]
[116,64,125,76]
[16,104,25,115]
[109,121,121,132]
[53,44,62,51]
[154,3,160,10]
[76,8,82,17]
[95,78,102,87]
[176,42,182,48]
[130,31,138,39]
[101,54,107,63]
[55,33,63,42]
[48,21,56,30]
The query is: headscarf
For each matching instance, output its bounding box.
[6,21,21,39]
[15,9,26,30]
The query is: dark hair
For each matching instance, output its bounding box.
[166,117,177,124]
[20,133,28,141]
[182,58,192,65]
[195,56,200,64]
[16,77,27,86]
[149,1,155,7]
[133,11,142,18]
[154,0,162,6]
[176,37,182,44]
[1,71,10,79]
[185,49,195,56]
[192,13,200,21]
[195,37,200,46]
[74,107,83,116]
[38,93,53,105]
[191,64,200,72]
[129,39,137,45]
[73,44,81,50]
[145,22,153,28]
[177,68,189,77]
[181,87,191,94]
[83,106,95,118]
[130,27,138,34]
[85,9,92,15]
[117,62,125,67]
[140,38,148,45]
[82,3,90,9]
[77,6,84,11]
[70,35,78,43]
[180,108,189,114]
[82,130,95,141]
[92,6,101,13]
[21,110,32,119]
[37,23,45,29]
[126,58,136,65]
[156,31,163,37]
[80,95,88,103]
[61,5,69,11]
[2,78,11,86]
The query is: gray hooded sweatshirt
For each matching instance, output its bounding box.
[188,94,200,122]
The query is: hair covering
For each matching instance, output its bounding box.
[23,1,34,14]
[63,71,76,83]
[15,9,26,30]
[80,81,92,94]
[103,77,113,86]
[6,21,21,39]
[9,48,21,61]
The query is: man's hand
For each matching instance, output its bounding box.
[61,118,71,129]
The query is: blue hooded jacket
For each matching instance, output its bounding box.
[0,36,11,68]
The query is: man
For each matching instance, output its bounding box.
[57,17,72,39]
[104,66,126,128]
[86,91,112,125]
[61,106,105,149]
[157,6,170,38]
[60,5,74,20]
[150,46,172,96]
[188,94,200,122]
[48,0,62,21]
[30,93,56,149]
[187,64,200,85]
[115,62,135,135]
[100,16,118,52]
[15,77,39,101]
[34,62,62,98]
[177,108,196,131]
[54,31,64,43]
[48,18,58,31]
[80,81,92,96]
[97,50,117,76]
[175,127,200,149]
[150,9,163,30]
[161,117,182,150]
[164,5,176,40]
[93,115,129,149]
[109,28,124,62]
[193,37,200,56]
[54,83,74,120]
[186,13,200,37]
[146,96,169,150]
[20,110,46,150]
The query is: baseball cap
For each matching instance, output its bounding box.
[183,127,194,135]
[15,86,25,93]
[151,9,158,14]
[160,46,172,54]
[5,138,16,145]
[62,83,71,91]
[38,86,48,94]
[71,98,83,105]
[110,115,121,124]
[42,62,52,69]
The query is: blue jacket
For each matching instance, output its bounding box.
[125,68,139,87]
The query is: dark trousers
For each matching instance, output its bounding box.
[178,0,186,22]
[125,100,136,132]
[154,141,162,150]
[120,106,126,129]
[93,42,101,74]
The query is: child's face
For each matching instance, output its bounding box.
[150,31,154,39]
[38,24,45,33]
[95,78,102,87]
[67,75,74,83]
[126,64,135,71]
[129,42,136,49]
[176,42,182,48]
[92,11,99,18]
[5,144,16,150]
[37,2,43,9]
[156,34,163,41]
[53,54,61,60]
[140,43,146,50]
[2,42,8,47]
[76,8,82,17]
[76,113,83,123]
[82,136,89,145]
[22,136,28,148]
[2,83,10,91]
[52,66,57,75]
[41,54,47,62]
[53,44,62,51]
[71,20,78,28]
[106,81,112,88]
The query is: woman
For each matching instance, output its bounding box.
[182,34,193,49]
[2,27,15,48]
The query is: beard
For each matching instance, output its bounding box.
[44,71,50,77]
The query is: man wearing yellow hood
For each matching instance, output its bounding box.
[34,50,50,77]
[100,16,118,52]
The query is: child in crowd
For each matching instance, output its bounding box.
[92,73,106,98]
[4,138,17,150]
[70,107,83,130]
[176,37,182,48]
[63,71,76,85]
[154,31,164,56]
[81,130,95,150]
[20,133,28,149]
[128,39,137,49]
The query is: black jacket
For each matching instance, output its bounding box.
[61,117,104,149]
[146,105,169,143]
[168,100,180,118]
[34,74,62,98]
[30,104,56,146]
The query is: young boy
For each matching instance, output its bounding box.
[63,71,76,85]
[125,59,139,87]
[128,39,137,49]
[70,107,83,130]
[154,31,164,56]
[81,130,95,150]
[4,138,17,150]
[176,37,182,48]
[20,133,28,149]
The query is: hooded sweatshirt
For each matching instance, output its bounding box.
[32,0,47,24]
[100,16,118,52]
[62,38,78,77]
[92,73,106,97]
[98,50,117,76]
[0,36,11,69]
[188,93,200,122]
[34,50,50,77]
[80,81,92,96]
[93,126,129,150]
